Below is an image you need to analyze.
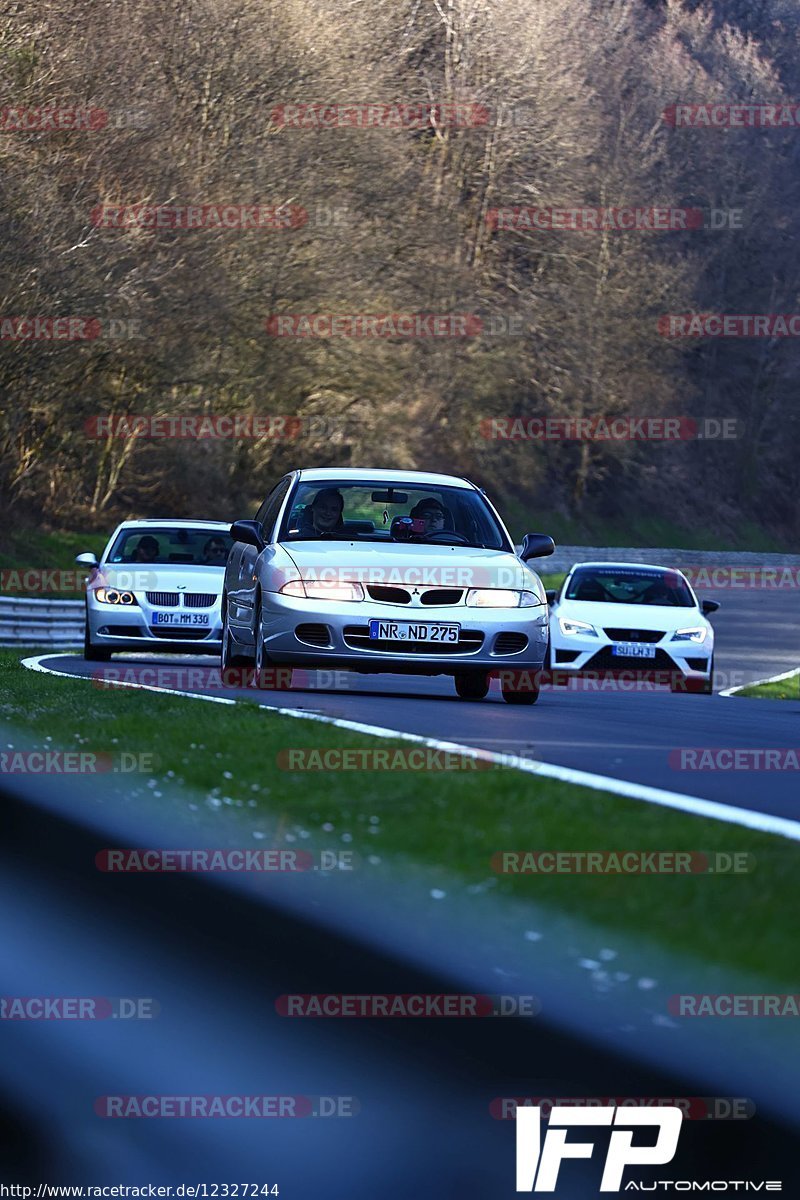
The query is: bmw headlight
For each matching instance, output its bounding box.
[93,588,139,606]
[671,626,707,643]
[558,616,598,637]
[465,589,542,607]
[279,580,365,602]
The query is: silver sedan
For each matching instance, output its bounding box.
[222,468,554,703]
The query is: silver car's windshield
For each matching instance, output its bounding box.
[280,481,510,550]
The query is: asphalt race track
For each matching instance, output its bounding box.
[33,587,800,822]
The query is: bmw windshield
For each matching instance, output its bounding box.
[280,481,511,550]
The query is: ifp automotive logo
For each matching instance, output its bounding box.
[515,1105,783,1191]
[516,1105,682,1192]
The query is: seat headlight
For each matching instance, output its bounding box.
[279,580,365,602]
[671,626,707,643]
[558,616,598,636]
[465,588,541,607]
[93,588,139,606]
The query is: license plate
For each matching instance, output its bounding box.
[611,642,656,658]
[368,619,460,643]
[152,612,210,627]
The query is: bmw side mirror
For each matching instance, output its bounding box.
[701,599,720,615]
[75,552,98,567]
[230,520,265,551]
[520,533,556,561]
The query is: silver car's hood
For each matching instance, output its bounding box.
[278,540,541,591]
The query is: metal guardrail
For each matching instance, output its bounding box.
[0,596,83,647]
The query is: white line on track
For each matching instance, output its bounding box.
[22,652,800,844]
[719,665,800,698]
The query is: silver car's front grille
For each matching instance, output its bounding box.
[146,591,179,607]
[419,588,463,605]
[184,593,216,608]
[367,585,411,604]
[365,585,464,606]
[343,626,484,655]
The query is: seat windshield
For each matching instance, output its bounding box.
[565,568,695,607]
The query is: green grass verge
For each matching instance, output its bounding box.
[734,673,800,701]
[0,528,107,598]
[502,506,791,553]
[2,649,797,985]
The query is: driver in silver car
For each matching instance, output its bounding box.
[410,497,447,535]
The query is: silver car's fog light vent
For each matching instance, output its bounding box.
[419,588,463,605]
[493,632,528,654]
[367,585,411,604]
[184,593,216,608]
[146,591,179,607]
[295,623,333,647]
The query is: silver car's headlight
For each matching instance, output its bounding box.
[558,616,598,636]
[279,580,365,602]
[671,626,707,643]
[465,588,541,608]
[93,588,139,606]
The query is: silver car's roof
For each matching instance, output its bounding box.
[295,468,476,490]
[111,519,232,530]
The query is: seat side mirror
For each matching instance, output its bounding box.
[75,552,98,567]
[701,599,720,615]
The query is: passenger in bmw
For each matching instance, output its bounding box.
[202,536,228,565]
[298,488,346,536]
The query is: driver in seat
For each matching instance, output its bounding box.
[410,498,448,535]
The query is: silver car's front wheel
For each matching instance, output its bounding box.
[253,598,279,690]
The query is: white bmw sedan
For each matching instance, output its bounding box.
[546,562,719,693]
[79,519,233,661]
[222,468,555,703]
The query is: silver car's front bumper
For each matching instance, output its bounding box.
[249,592,549,674]
[87,597,222,654]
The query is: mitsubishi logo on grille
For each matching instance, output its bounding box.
[411,587,420,595]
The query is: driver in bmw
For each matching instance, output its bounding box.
[410,497,446,535]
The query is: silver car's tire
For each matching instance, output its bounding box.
[454,671,490,701]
